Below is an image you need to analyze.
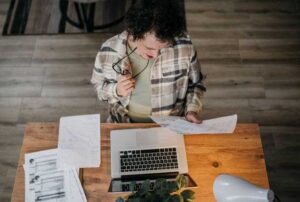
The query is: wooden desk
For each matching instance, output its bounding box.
[11,123,269,202]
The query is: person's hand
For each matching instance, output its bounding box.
[185,111,202,124]
[116,74,135,97]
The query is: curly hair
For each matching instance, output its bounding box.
[125,0,186,42]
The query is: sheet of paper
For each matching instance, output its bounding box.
[58,114,101,168]
[24,149,60,202]
[33,170,66,202]
[24,149,87,202]
[65,168,87,202]
[152,114,237,134]
[150,115,184,126]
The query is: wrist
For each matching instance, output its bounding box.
[116,87,122,97]
[186,111,197,116]
[114,84,123,98]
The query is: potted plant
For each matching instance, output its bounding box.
[116,174,195,202]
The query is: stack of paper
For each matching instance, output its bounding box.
[24,149,86,202]
[24,114,101,202]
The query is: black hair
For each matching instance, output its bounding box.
[125,0,186,42]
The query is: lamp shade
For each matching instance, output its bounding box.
[213,174,274,202]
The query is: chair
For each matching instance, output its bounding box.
[59,0,131,32]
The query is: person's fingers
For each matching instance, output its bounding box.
[121,79,135,87]
[122,86,135,96]
[191,115,202,123]
[119,78,135,89]
[186,113,202,124]
[122,69,131,75]
[123,82,135,91]
[120,79,135,89]
[116,76,135,96]
[191,118,202,124]
[119,74,132,82]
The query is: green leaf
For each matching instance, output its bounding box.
[115,197,125,202]
[142,180,151,192]
[167,194,184,202]
[115,176,195,202]
[156,188,167,199]
[129,181,136,192]
[155,178,167,191]
[167,181,179,193]
[128,197,142,202]
[135,179,150,196]
[176,175,187,189]
[144,192,155,201]
[180,190,195,202]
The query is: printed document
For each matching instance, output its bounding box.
[24,149,86,202]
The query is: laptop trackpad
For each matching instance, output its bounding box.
[136,131,158,146]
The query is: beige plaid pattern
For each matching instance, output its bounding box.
[91,31,205,123]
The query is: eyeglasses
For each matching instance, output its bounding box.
[112,47,137,76]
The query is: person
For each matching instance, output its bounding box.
[91,0,206,123]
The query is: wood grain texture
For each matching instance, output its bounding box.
[11,123,269,202]
[0,0,299,201]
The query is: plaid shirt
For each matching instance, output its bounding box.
[91,31,206,123]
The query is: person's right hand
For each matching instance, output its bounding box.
[116,74,135,97]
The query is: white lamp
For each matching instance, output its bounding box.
[213,174,275,202]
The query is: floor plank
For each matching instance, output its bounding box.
[0,0,299,201]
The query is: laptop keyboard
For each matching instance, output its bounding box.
[119,147,178,173]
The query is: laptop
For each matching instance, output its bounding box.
[109,127,196,192]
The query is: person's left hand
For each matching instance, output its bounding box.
[185,111,202,124]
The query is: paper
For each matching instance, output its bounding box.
[152,114,237,134]
[24,149,87,202]
[150,115,184,126]
[33,170,66,202]
[65,168,87,202]
[58,114,101,168]
[24,149,59,202]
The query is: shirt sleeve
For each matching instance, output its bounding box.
[185,46,206,114]
[90,50,123,104]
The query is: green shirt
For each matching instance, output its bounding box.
[127,45,154,122]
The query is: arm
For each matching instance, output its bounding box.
[91,50,135,104]
[185,47,206,123]
[91,51,121,104]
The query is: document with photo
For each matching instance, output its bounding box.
[24,149,86,202]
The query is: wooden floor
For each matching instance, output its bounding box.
[3,0,127,35]
[0,0,299,201]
